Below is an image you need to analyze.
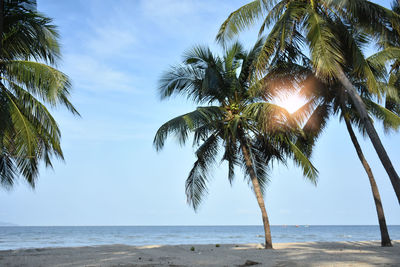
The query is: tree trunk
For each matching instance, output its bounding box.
[0,0,3,54]
[0,0,3,61]
[344,116,392,247]
[337,70,400,205]
[240,139,273,249]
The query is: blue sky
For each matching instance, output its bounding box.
[0,0,399,226]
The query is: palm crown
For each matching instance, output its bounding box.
[0,0,78,187]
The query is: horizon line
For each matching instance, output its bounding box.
[2,224,400,227]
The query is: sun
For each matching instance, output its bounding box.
[273,93,307,114]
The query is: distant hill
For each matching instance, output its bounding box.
[0,221,18,226]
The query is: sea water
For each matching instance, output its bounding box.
[0,225,399,250]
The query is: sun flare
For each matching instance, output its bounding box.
[273,93,307,114]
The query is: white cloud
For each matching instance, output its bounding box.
[139,0,216,37]
[86,25,136,58]
[63,54,139,93]
[82,3,139,59]
[58,1,144,94]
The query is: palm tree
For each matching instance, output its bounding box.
[216,0,400,204]
[154,41,318,249]
[291,54,399,246]
[305,91,398,247]
[0,0,78,187]
[267,39,399,246]
[256,25,399,245]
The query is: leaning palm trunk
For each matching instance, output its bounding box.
[344,116,392,247]
[0,0,3,49]
[337,71,400,205]
[240,139,273,249]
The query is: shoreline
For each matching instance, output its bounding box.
[1,224,399,227]
[0,238,395,252]
[0,240,399,266]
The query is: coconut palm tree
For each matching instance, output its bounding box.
[307,89,399,247]
[287,50,399,246]
[303,85,397,247]
[154,41,318,249]
[267,36,399,245]
[216,0,400,204]
[0,0,78,187]
[257,23,399,244]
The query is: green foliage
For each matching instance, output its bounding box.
[216,0,264,44]
[0,0,78,188]
[217,0,400,164]
[154,42,317,211]
[217,0,400,91]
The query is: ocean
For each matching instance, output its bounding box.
[0,225,399,250]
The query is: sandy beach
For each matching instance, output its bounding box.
[0,240,398,266]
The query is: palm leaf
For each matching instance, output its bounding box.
[289,141,318,184]
[216,0,264,44]
[364,98,400,132]
[5,61,74,107]
[154,106,222,151]
[305,8,343,79]
[185,133,220,211]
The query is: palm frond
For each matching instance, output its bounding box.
[253,1,308,74]
[216,0,264,44]
[221,138,239,185]
[185,133,220,211]
[238,37,265,86]
[305,8,343,79]
[243,102,297,132]
[289,141,318,184]
[0,152,16,188]
[154,106,222,151]
[258,0,289,36]
[297,103,331,157]
[364,98,400,132]
[5,61,75,109]
[3,1,60,63]
[367,47,400,69]
[160,47,230,104]
[185,160,209,211]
